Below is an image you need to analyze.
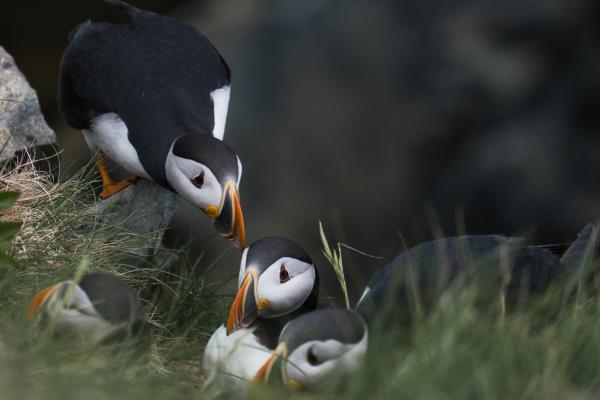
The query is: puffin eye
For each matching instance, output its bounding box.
[191,171,205,188]
[279,265,290,283]
[307,346,320,366]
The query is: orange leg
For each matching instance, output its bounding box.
[95,155,140,199]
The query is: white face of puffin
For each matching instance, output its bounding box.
[28,281,113,342]
[253,309,368,391]
[227,238,318,334]
[283,335,368,390]
[256,257,315,318]
[165,141,245,249]
[165,149,227,210]
[238,250,316,318]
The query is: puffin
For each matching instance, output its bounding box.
[356,223,598,324]
[253,223,597,390]
[203,236,319,386]
[58,0,245,248]
[252,308,368,391]
[27,272,150,345]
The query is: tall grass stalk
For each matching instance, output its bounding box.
[319,221,350,309]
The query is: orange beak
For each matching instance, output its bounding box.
[27,284,58,318]
[252,342,287,385]
[226,269,260,335]
[214,182,246,249]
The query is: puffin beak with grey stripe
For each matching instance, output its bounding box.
[57,0,246,248]
[28,272,149,345]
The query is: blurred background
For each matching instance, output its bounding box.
[2,0,600,303]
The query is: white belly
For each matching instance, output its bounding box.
[203,324,272,388]
[83,113,151,180]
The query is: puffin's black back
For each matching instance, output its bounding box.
[356,235,563,323]
[58,7,230,185]
[79,272,145,325]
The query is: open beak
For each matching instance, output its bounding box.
[213,181,246,249]
[252,342,288,386]
[226,269,260,335]
[27,284,58,318]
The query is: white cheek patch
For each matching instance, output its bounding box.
[257,258,315,317]
[285,333,368,390]
[46,283,115,342]
[165,146,223,209]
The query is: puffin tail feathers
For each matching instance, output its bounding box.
[104,0,140,15]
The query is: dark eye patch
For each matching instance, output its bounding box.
[280,264,290,283]
[307,346,320,365]
[191,170,205,188]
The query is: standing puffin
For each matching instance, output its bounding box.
[203,237,319,386]
[58,0,245,248]
[27,272,150,345]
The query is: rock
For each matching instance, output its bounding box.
[0,46,56,162]
[92,179,181,268]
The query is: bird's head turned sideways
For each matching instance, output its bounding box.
[252,309,368,391]
[165,134,246,249]
[26,272,145,344]
[226,237,319,335]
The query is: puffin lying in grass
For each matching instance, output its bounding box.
[253,224,597,391]
[58,0,245,248]
[28,272,149,345]
[203,237,319,386]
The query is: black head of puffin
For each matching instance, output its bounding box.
[226,236,319,335]
[252,308,368,391]
[27,272,149,344]
[166,133,246,249]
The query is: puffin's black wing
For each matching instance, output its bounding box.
[79,272,145,325]
[58,7,230,183]
[356,235,562,323]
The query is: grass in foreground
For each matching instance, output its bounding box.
[2,161,600,399]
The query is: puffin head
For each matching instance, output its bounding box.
[226,237,319,335]
[27,272,147,344]
[253,308,368,391]
[165,134,245,249]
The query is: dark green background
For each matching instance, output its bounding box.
[2,0,600,303]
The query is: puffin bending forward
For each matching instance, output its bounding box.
[203,237,319,386]
[28,272,149,345]
[58,0,245,248]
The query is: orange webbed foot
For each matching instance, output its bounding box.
[99,176,141,199]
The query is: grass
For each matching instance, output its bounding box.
[2,159,600,399]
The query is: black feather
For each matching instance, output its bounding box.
[104,0,140,15]
[58,10,231,186]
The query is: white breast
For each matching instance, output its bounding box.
[210,85,230,141]
[203,324,272,388]
[83,113,151,180]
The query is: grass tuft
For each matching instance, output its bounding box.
[2,161,600,399]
